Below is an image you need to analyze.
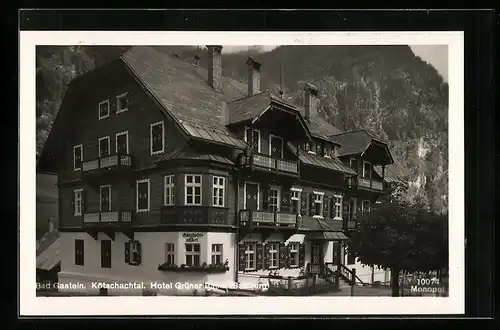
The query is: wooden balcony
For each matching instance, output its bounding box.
[247,153,299,176]
[83,210,134,226]
[347,176,384,191]
[161,206,229,226]
[239,209,298,229]
[81,154,133,177]
[82,210,135,240]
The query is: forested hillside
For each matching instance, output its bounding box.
[36,45,448,213]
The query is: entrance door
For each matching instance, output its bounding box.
[270,135,283,158]
[245,183,258,210]
[332,242,341,272]
[310,241,323,274]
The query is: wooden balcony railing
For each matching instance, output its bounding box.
[239,209,298,228]
[82,154,133,174]
[347,176,383,191]
[250,153,298,175]
[161,206,229,225]
[83,210,133,225]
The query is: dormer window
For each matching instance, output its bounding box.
[331,146,337,158]
[363,161,372,179]
[304,142,312,152]
[315,143,322,155]
[116,93,129,113]
[323,144,331,158]
[98,99,110,120]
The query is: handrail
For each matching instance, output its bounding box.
[339,264,365,286]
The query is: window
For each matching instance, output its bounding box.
[129,241,141,265]
[268,243,279,268]
[289,243,299,267]
[74,189,83,216]
[363,161,372,179]
[98,99,110,119]
[291,189,301,214]
[101,240,111,268]
[116,131,129,154]
[73,145,83,171]
[100,185,111,212]
[269,187,280,212]
[244,243,256,270]
[185,175,202,206]
[98,136,110,157]
[185,243,201,266]
[244,127,261,152]
[323,144,331,158]
[74,239,84,266]
[316,142,322,155]
[150,121,164,155]
[362,200,371,213]
[136,179,150,212]
[331,146,338,158]
[211,244,223,265]
[165,243,175,265]
[164,175,175,206]
[304,142,312,152]
[314,192,324,217]
[333,195,343,219]
[116,92,128,113]
[212,176,225,207]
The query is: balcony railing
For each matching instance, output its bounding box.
[161,206,229,225]
[347,176,384,191]
[82,154,133,174]
[239,209,298,228]
[249,153,298,175]
[83,210,133,225]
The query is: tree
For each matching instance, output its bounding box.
[348,200,448,296]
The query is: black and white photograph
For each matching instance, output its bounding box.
[21,30,464,315]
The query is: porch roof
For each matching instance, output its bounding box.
[304,231,348,241]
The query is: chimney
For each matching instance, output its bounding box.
[193,54,200,66]
[246,57,261,96]
[304,82,319,122]
[207,45,223,91]
[48,218,55,233]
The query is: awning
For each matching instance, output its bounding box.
[305,231,348,241]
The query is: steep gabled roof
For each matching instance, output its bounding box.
[287,143,356,175]
[228,90,301,124]
[329,129,389,157]
[294,107,344,140]
[121,47,247,129]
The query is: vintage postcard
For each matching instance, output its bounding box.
[20,31,464,315]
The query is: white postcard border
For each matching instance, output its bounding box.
[20,31,464,316]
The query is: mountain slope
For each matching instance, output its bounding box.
[35,45,448,213]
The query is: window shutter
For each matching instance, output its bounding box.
[262,184,269,211]
[299,243,305,267]
[279,243,289,268]
[81,191,86,214]
[135,241,142,265]
[238,244,246,272]
[256,243,263,270]
[343,200,350,218]
[71,193,75,214]
[281,190,291,212]
[126,93,132,110]
[309,194,315,216]
[110,97,117,114]
[323,195,329,218]
[300,193,308,216]
[264,244,270,269]
[125,241,130,264]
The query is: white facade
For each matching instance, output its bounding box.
[58,231,237,295]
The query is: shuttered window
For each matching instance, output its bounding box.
[98,136,110,157]
[136,179,150,212]
[150,121,164,154]
[116,92,129,113]
[73,189,83,216]
[101,240,111,268]
[290,190,300,213]
[268,243,279,269]
[74,239,84,266]
[98,99,110,119]
[244,243,256,270]
[73,145,83,171]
